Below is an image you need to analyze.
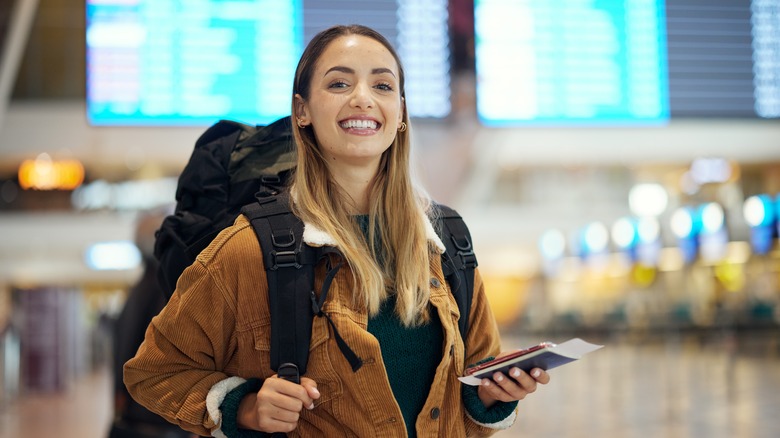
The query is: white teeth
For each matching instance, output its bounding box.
[340,119,378,129]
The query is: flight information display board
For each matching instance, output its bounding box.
[666,0,779,118]
[475,0,780,125]
[86,0,450,126]
[475,0,669,125]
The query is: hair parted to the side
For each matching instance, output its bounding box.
[290,24,433,326]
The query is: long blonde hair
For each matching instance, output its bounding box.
[290,25,432,326]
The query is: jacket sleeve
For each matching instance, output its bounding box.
[123,250,242,437]
[461,268,519,436]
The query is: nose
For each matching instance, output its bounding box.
[350,83,374,110]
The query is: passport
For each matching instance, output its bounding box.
[458,338,603,386]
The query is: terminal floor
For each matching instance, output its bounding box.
[0,329,778,438]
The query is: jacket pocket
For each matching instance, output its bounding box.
[252,316,344,405]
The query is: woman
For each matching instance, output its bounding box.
[125,24,549,437]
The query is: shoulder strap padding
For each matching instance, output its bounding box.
[434,204,478,340]
[241,192,319,375]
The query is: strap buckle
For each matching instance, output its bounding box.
[270,250,301,269]
[277,362,300,384]
[261,174,282,185]
[452,235,477,269]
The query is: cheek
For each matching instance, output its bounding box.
[392,100,404,123]
[308,92,340,120]
[311,126,335,152]
[310,124,344,158]
[308,102,339,139]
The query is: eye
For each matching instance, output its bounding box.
[375,82,394,92]
[328,80,349,89]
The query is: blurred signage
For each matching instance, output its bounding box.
[71,177,177,211]
[84,241,142,271]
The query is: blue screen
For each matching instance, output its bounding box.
[86,0,451,126]
[474,0,780,125]
[475,0,670,126]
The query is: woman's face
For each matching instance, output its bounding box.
[296,34,404,171]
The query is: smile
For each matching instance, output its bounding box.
[339,119,380,130]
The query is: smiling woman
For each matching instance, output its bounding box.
[124,24,551,438]
[294,33,405,191]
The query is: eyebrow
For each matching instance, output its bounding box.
[324,66,396,77]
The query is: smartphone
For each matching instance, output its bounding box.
[464,342,556,378]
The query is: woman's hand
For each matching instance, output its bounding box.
[476,352,550,408]
[236,375,320,433]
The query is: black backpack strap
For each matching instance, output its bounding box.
[435,204,478,341]
[241,192,363,375]
[241,192,318,375]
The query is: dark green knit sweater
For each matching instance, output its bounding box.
[356,215,516,436]
[367,294,442,437]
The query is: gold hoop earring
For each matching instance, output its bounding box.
[398,122,407,132]
[297,118,306,128]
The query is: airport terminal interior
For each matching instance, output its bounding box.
[1,0,779,437]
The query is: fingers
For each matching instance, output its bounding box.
[256,416,298,434]
[253,376,319,433]
[529,367,551,384]
[300,377,321,405]
[254,386,302,432]
[479,376,514,403]
[269,376,317,409]
[263,400,302,423]
[480,371,529,403]
[480,367,551,403]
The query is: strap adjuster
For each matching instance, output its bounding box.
[458,249,477,268]
[261,174,282,185]
[270,250,301,269]
[452,235,477,269]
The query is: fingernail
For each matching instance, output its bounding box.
[511,368,521,378]
[532,369,541,378]
[308,403,315,410]
[482,379,490,387]
[494,374,503,382]
[311,387,320,397]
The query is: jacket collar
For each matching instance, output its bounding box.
[302,216,446,254]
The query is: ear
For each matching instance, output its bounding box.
[294,94,309,124]
[398,96,406,125]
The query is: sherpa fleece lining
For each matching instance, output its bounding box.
[206,376,246,438]
[467,409,517,430]
[302,215,446,254]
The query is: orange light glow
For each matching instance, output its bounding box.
[18,157,85,190]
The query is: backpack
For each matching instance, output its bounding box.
[154,116,478,381]
[154,116,295,297]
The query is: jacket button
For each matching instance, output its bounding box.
[430,407,440,420]
[430,277,441,288]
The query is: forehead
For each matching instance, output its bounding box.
[315,35,399,75]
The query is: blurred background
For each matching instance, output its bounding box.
[0,0,779,437]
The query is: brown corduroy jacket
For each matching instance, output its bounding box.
[124,214,515,437]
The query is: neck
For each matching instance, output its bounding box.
[329,161,380,214]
